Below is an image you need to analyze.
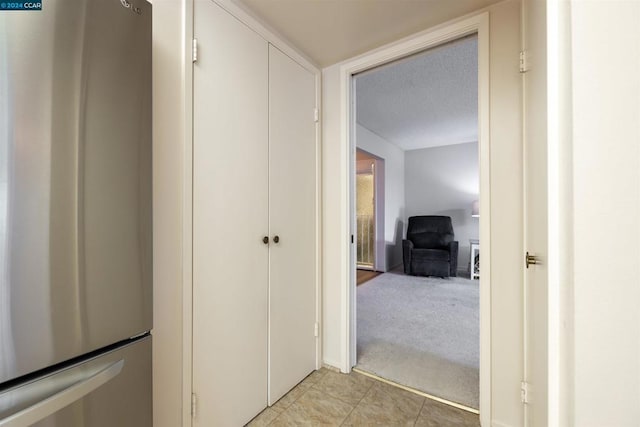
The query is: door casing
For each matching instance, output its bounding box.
[339,12,491,425]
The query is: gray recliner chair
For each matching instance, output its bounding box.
[402,216,458,277]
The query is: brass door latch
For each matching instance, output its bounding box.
[525,252,539,269]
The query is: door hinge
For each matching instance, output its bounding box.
[313,107,319,123]
[192,39,198,63]
[351,234,354,244]
[525,251,539,269]
[521,381,529,404]
[314,322,319,337]
[519,50,529,73]
[191,393,197,417]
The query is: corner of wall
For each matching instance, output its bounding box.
[152,2,186,426]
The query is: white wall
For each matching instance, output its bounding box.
[404,142,479,274]
[322,1,523,425]
[356,124,405,271]
[568,2,640,425]
[152,1,186,426]
[320,63,344,370]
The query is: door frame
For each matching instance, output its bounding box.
[338,12,491,423]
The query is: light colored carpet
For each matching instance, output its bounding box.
[356,268,479,408]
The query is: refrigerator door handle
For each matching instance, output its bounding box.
[0,360,124,427]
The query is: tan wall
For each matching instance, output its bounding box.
[321,1,524,425]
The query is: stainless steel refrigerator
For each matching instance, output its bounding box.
[0,0,152,425]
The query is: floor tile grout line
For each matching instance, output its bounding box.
[265,369,329,425]
[338,377,376,426]
[259,368,479,427]
[353,367,479,414]
[266,383,315,426]
[313,370,374,409]
[270,369,369,426]
[413,397,427,427]
[265,409,279,427]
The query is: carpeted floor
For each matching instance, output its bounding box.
[356,268,479,409]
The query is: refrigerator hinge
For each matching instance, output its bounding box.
[521,381,530,404]
[191,393,197,417]
[192,39,198,63]
[314,322,319,337]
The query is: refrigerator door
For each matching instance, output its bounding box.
[0,0,152,384]
[0,336,151,427]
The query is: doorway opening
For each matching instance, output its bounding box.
[349,20,489,413]
[356,153,375,270]
[356,148,385,284]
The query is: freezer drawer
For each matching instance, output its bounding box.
[0,336,151,427]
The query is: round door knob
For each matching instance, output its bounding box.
[262,236,269,244]
[273,235,280,243]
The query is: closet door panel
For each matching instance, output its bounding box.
[268,45,318,404]
[193,2,269,425]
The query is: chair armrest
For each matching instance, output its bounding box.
[448,241,459,277]
[402,239,413,274]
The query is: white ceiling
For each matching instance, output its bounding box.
[234,0,501,67]
[356,36,478,151]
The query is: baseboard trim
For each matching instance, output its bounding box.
[352,367,479,415]
[491,421,514,427]
[457,268,472,278]
[389,262,403,271]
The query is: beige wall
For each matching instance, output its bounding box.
[570,1,640,425]
[321,1,524,425]
[152,1,185,426]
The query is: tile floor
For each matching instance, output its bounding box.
[246,368,480,426]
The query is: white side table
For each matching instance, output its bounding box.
[470,239,480,279]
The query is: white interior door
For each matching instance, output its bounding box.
[523,0,548,424]
[268,45,318,405]
[193,1,269,425]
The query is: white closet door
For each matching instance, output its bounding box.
[193,1,268,426]
[268,45,318,404]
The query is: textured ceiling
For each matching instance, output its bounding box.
[356,36,478,151]
[234,0,501,67]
